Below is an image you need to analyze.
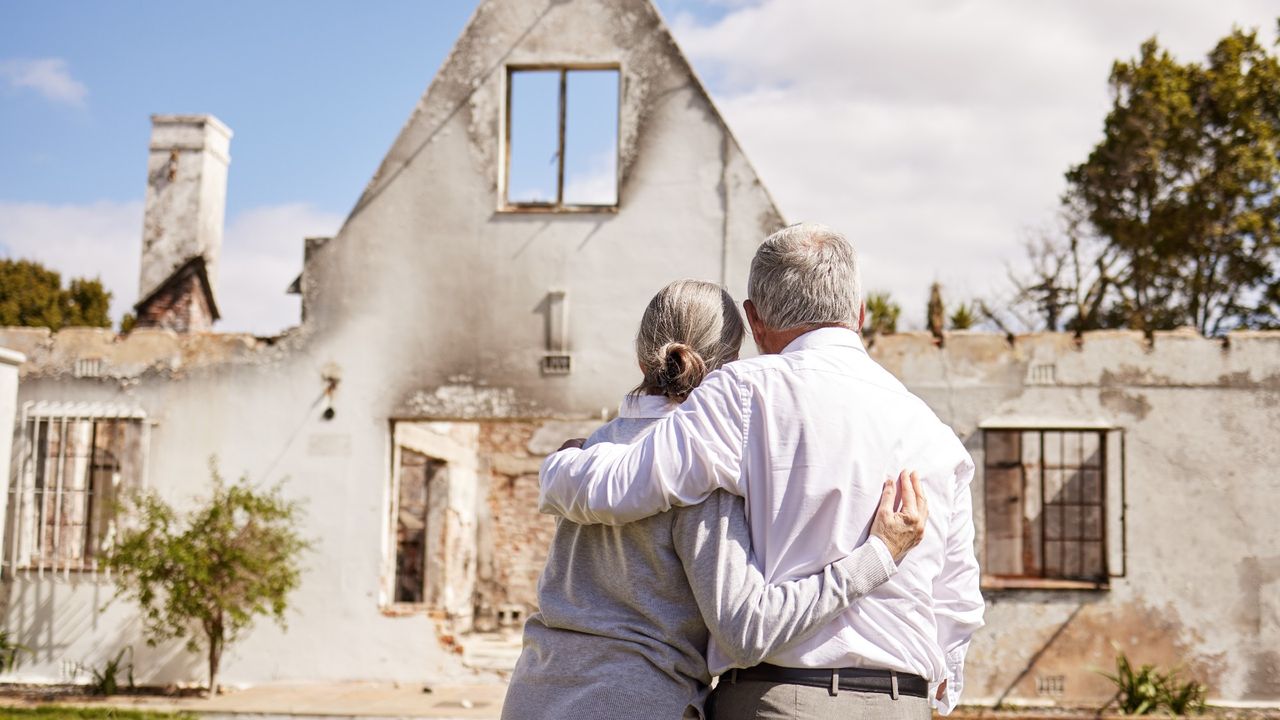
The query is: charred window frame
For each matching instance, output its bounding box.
[501,64,621,213]
[981,427,1126,591]
[5,404,150,577]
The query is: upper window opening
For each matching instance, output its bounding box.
[505,66,620,211]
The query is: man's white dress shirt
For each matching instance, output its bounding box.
[538,328,985,714]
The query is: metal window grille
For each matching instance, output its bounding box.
[6,402,149,577]
[983,428,1111,582]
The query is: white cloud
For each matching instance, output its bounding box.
[669,0,1279,326]
[0,58,88,107]
[218,204,342,335]
[0,200,341,336]
[564,150,619,205]
[0,200,143,321]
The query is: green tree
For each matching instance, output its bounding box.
[104,461,309,694]
[1064,25,1280,334]
[0,258,113,330]
[863,291,900,341]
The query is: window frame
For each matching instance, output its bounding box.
[5,402,150,578]
[383,421,464,616]
[979,425,1124,591]
[500,62,622,214]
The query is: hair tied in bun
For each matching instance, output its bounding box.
[657,342,707,401]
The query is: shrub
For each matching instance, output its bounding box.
[104,459,309,694]
[0,628,30,672]
[89,646,134,696]
[1101,651,1208,715]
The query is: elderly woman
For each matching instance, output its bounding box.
[501,280,927,720]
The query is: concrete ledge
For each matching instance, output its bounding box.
[0,682,508,719]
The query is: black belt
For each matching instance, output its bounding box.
[730,664,929,699]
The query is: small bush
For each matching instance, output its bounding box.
[0,629,30,672]
[1101,651,1207,715]
[88,647,134,696]
[103,459,309,694]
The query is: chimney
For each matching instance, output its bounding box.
[134,114,231,333]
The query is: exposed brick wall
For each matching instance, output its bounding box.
[135,269,214,333]
[475,421,558,625]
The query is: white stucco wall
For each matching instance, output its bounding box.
[0,348,24,595]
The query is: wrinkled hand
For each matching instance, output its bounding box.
[557,438,586,452]
[870,470,928,564]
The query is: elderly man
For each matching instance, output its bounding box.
[539,223,984,719]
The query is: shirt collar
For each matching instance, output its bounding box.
[781,326,868,355]
[618,393,680,419]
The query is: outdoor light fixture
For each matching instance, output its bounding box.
[321,363,341,421]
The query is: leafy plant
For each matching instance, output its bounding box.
[103,459,310,694]
[1160,668,1208,716]
[1100,651,1208,715]
[864,291,901,340]
[949,303,977,330]
[1103,652,1163,715]
[89,646,134,696]
[0,628,30,672]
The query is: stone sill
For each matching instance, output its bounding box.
[496,204,619,214]
[980,575,1109,591]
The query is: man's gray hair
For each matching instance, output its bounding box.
[747,223,862,330]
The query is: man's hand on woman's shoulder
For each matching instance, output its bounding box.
[870,470,928,564]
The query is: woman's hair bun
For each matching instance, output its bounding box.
[656,342,708,401]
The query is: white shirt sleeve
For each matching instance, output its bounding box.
[538,368,749,525]
[671,492,897,673]
[931,455,985,715]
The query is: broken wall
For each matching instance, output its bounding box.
[870,329,1280,707]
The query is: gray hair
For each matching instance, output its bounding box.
[747,222,862,330]
[635,280,745,402]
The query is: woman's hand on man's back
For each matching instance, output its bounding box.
[870,470,928,564]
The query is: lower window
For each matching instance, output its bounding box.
[7,411,147,573]
[983,428,1119,586]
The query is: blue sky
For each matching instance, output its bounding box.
[2,1,1276,333]
[1,2,478,218]
[0,1,725,218]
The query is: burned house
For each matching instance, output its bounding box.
[0,0,780,689]
[0,0,1277,710]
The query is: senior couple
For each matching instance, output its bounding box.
[503,223,984,720]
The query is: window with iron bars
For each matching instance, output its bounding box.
[982,428,1124,588]
[6,408,148,574]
